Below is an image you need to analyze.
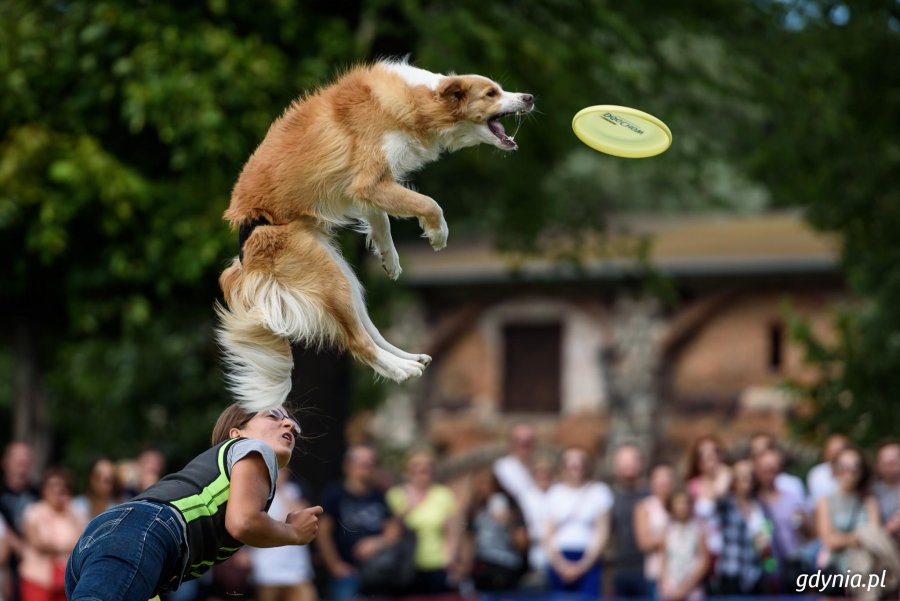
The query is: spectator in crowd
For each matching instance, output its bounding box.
[249,468,316,601]
[518,453,555,587]
[71,457,120,522]
[123,447,167,498]
[1,515,10,601]
[872,440,900,543]
[610,443,648,598]
[749,433,806,503]
[463,472,528,593]
[807,433,849,506]
[635,462,674,599]
[208,548,254,601]
[387,448,460,595]
[20,468,86,601]
[542,446,612,599]
[710,459,767,596]
[659,490,709,601]
[493,422,537,507]
[685,436,731,556]
[318,445,400,601]
[0,441,38,601]
[815,446,881,574]
[754,447,807,593]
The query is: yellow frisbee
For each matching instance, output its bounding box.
[572,105,672,158]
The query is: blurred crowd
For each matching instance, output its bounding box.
[1,429,899,601]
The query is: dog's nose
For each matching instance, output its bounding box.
[521,94,534,106]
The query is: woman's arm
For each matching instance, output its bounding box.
[571,509,610,576]
[225,453,321,547]
[713,466,733,499]
[634,500,663,553]
[22,506,62,556]
[815,497,857,551]
[542,519,571,573]
[444,508,463,569]
[864,496,881,527]
[316,513,354,577]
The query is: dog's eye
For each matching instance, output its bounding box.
[486,89,498,98]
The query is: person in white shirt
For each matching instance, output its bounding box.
[249,468,317,601]
[518,454,555,583]
[493,422,537,505]
[542,447,613,598]
[806,434,848,507]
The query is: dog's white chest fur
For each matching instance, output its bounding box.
[383,132,441,180]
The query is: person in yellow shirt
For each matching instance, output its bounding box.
[387,449,460,594]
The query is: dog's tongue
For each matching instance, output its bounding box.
[488,119,507,138]
[488,118,516,148]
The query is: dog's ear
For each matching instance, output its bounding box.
[438,77,467,108]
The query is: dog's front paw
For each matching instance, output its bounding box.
[381,249,402,280]
[424,217,449,251]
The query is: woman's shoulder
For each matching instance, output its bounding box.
[386,484,406,511]
[429,484,457,508]
[22,500,48,522]
[587,480,614,504]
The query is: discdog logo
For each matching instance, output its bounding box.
[602,112,645,135]
[796,569,888,593]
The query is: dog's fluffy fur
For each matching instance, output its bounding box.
[218,59,534,411]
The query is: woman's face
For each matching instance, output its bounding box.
[649,465,674,498]
[43,475,71,512]
[834,450,863,493]
[698,440,722,475]
[234,407,299,468]
[532,462,554,491]
[755,451,780,488]
[407,455,434,488]
[561,449,589,485]
[90,460,116,497]
[732,460,755,498]
[671,493,693,521]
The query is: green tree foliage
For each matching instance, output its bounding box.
[0,0,360,467]
[753,1,900,446]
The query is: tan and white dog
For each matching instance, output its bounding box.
[218,59,534,411]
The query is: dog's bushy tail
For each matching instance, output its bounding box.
[215,300,294,412]
[216,258,295,412]
[217,256,344,412]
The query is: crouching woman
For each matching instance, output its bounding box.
[65,404,321,601]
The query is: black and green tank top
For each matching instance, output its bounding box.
[134,437,277,581]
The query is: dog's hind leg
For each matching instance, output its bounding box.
[321,237,431,367]
[290,234,424,382]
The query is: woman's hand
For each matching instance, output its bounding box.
[287,506,322,545]
[558,561,584,584]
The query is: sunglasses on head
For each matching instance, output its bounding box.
[266,408,302,436]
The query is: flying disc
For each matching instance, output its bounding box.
[572,105,672,158]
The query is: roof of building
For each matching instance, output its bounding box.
[390,212,840,286]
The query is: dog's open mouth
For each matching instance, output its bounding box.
[487,112,520,149]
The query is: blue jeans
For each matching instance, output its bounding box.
[328,574,361,601]
[66,501,187,601]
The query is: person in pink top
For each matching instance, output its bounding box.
[19,468,86,601]
[635,463,675,599]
